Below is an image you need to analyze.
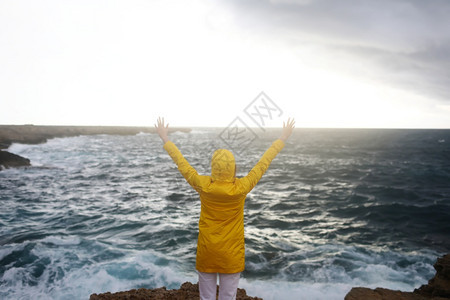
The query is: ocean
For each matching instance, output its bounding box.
[1,128,449,299]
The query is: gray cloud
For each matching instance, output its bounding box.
[222,0,450,101]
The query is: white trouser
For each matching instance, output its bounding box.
[198,271,240,300]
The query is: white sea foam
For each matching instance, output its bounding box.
[7,142,35,154]
[241,252,434,300]
[1,239,197,300]
[136,132,152,136]
[243,244,436,299]
[187,129,211,135]
[240,279,354,300]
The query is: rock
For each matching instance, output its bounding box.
[345,254,450,300]
[0,150,31,169]
[415,254,450,298]
[89,281,262,300]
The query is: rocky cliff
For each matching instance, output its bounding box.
[89,281,262,300]
[0,150,31,169]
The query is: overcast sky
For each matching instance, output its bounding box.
[1,0,449,128]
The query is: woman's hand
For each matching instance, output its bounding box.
[280,118,295,142]
[154,117,170,143]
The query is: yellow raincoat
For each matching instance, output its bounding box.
[163,139,285,273]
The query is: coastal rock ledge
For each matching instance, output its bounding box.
[345,254,450,300]
[89,281,262,300]
[0,150,31,169]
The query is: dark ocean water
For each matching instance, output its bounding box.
[1,128,449,299]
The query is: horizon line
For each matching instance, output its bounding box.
[1,124,449,130]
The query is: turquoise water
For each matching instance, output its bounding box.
[1,129,449,299]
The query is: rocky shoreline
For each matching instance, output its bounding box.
[0,125,190,170]
[90,282,262,300]
[0,150,31,169]
[89,254,450,300]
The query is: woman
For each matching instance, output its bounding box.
[155,117,295,300]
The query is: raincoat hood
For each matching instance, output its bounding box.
[211,149,236,182]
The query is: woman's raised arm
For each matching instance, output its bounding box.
[239,118,295,192]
